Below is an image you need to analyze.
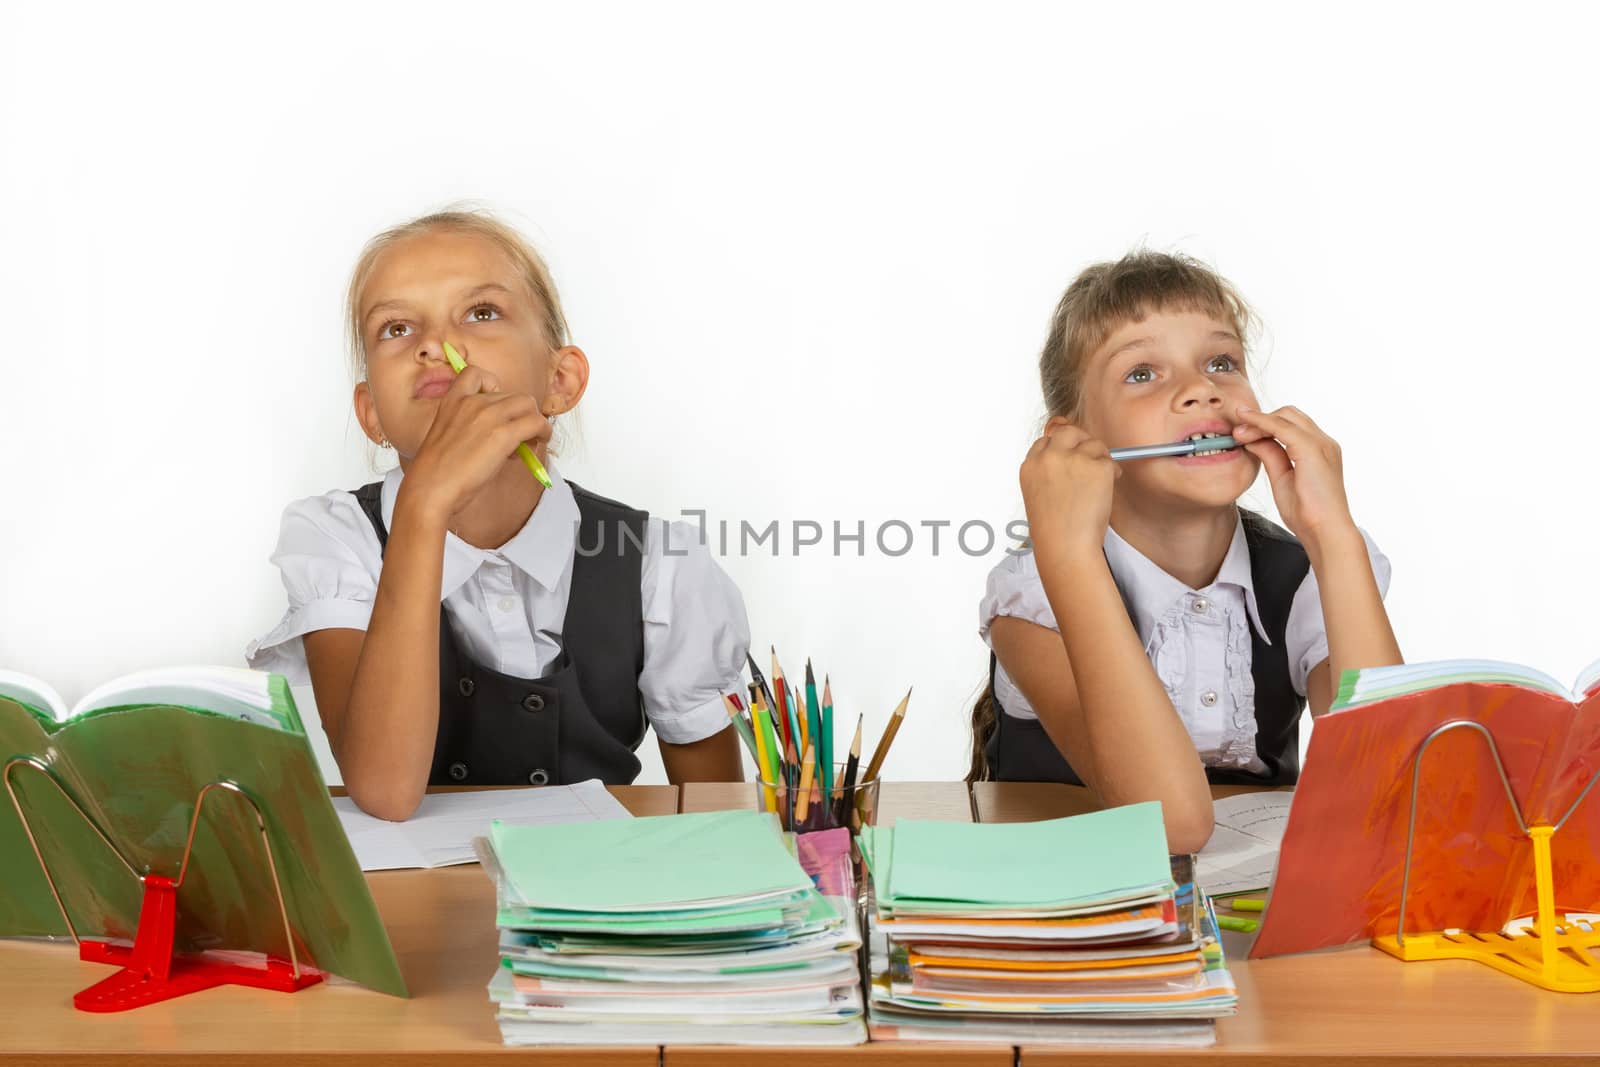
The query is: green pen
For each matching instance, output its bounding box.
[1217,915,1259,933]
[441,341,554,489]
[1229,897,1267,912]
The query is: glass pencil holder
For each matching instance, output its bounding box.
[755,762,880,836]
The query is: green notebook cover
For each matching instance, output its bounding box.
[0,672,407,997]
[873,801,1174,911]
[489,809,814,912]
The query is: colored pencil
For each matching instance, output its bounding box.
[755,694,784,789]
[750,703,777,812]
[747,683,764,747]
[795,683,809,752]
[862,688,912,783]
[752,686,780,795]
[820,675,835,802]
[794,742,817,824]
[804,660,822,794]
[793,686,806,786]
[835,714,863,828]
[722,694,759,763]
[771,648,792,752]
[746,652,777,713]
[784,734,800,828]
[783,683,803,765]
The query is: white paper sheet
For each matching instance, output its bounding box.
[1196,791,1293,897]
[335,779,632,871]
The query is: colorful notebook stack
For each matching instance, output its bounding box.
[860,802,1238,1047]
[479,810,867,1046]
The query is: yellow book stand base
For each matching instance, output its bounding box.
[1372,921,1600,994]
[1369,719,1600,994]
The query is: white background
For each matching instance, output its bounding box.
[2,2,1597,785]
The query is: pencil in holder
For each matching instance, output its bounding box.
[756,763,880,835]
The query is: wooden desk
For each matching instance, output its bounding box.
[8,782,1600,1064]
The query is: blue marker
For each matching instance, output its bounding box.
[1110,435,1240,462]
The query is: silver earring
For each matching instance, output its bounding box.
[377,434,391,449]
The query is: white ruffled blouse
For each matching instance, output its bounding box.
[978,515,1391,774]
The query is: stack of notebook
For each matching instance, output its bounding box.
[479,810,867,1046]
[860,802,1238,1047]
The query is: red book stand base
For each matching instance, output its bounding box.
[72,875,323,1012]
[4,763,326,1014]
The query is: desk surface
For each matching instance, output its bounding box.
[5,782,1599,1065]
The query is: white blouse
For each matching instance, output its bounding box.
[978,515,1391,773]
[246,462,750,745]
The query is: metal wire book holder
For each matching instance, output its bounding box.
[3,755,323,1012]
[1371,720,1600,993]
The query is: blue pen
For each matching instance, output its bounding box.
[1109,435,1240,462]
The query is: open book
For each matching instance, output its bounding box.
[1252,657,1600,959]
[0,666,405,996]
[0,666,303,731]
[1334,657,1600,709]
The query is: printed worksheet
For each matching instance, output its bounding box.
[334,779,632,870]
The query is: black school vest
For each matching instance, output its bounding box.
[984,510,1312,786]
[352,480,649,786]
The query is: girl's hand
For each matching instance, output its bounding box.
[402,366,552,523]
[1231,406,1357,544]
[1019,425,1119,565]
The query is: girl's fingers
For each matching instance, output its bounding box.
[1079,437,1112,461]
[1235,406,1291,433]
[1269,405,1321,434]
[1242,405,1331,445]
[446,366,482,396]
[1243,437,1292,483]
[488,392,540,417]
[1045,425,1093,451]
[448,365,504,397]
[431,393,544,462]
[521,412,556,449]
[1024,426,1111,474]
[489,398,548,441]
[1236,407,1315,454]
